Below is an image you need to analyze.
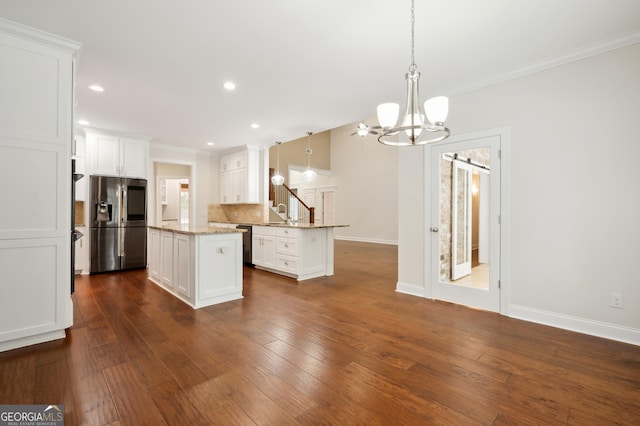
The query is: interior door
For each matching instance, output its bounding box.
[430,135,501,312]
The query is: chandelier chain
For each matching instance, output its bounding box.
[410,0,416,71]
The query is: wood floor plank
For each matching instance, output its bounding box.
[214,370,299,425]
[148,379,209,425]
[102,362,166,425]
[186,377,256,425]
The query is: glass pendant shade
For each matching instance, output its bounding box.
[271,141,285,185]
[377,103,399,129]
[425,96,449,124]
[271,173,284,185]
[302,168,316,182]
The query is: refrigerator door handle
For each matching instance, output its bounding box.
[121,183,126,224]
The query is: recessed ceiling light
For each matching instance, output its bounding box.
[88,85,104,92]
[223,81,236,90]
[77,119,90,126]
[207,141,215,146]
[250,123,260,129]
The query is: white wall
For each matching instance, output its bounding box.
[398,43,640,343]
[330,126,399,244]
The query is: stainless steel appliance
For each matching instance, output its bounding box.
[236,224,253,265]
[90,175,147,273]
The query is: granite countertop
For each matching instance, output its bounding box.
[148,224,247,236]
[208,221,349,229]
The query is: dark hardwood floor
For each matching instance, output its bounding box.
[1,240,639,425]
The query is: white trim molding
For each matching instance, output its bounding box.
[335,235,397,246]
[450,31,640,96]
[396,281,425,298]
[509,304,640,346]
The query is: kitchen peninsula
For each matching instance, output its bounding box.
[147,225,244,308]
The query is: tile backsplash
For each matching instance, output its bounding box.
[208,204,265,223]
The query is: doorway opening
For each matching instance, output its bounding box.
[153,161,192,227]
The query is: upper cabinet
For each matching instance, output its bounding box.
[86,131,148,179]
[219,146,260,204]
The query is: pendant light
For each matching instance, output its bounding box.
[376,0,450,146]
[302,131,316,182]
[271,141,284,186]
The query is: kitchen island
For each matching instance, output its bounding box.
[210,222,348,281]
[147,225,245,308]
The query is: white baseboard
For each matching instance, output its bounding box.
[0,329,66,353]
[334,235,398,245]
[395,281,425,297]
[509,304,640,346]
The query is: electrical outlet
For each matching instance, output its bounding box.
[610,293,623,309]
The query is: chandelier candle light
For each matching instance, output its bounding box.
[376,0,450,146]
[271,141,285,186]
[302,131,316,182]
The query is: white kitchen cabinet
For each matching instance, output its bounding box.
[219,146,260,204]
[161,231,175,289]
[86,132,148,178]
[252,226,276,269]
[252,226,335,281]
[0,20,80,352]
[148,228,161,282]
[174,232,192,298]
[220,151,247,172]
[147,226,243,308]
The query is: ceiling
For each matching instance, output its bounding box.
[1,0,639,152]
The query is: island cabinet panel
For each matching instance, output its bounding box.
[174,233,193,300]
[161,231,174,289]
[147,226,243,309]
[148,228,161,282]
[196,237,242,307]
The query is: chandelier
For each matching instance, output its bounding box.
[376,0,450,146]
[302,131,316,182]
[271,141,284,185]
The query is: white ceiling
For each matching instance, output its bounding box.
[1,0,639,152]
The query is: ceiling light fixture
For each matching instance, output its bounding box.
[88,85,104,92]
[207,141,215,146]
[271,141,285,186]
[302,131,316,182]
[376,0,450,146]
[250,123,260,129]
[223,81,236,90]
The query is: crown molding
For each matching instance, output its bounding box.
[449,30,640,96]
[0,17,81,53]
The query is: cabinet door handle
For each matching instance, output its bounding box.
[284,244,289,248]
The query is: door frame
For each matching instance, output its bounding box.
[424,127,511,315]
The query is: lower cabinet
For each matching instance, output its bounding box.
[147,227,243,308]
[161,231,175,289]
[252,226,276,269]
[148,228,161,282]
[252,226,329,280]
[173,232,192,298]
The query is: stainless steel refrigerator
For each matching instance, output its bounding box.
[90,175,147,273]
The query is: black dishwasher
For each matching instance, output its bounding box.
[236,225,253,265]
